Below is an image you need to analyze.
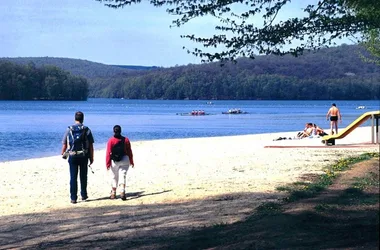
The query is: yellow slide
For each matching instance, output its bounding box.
[322,110,380,143]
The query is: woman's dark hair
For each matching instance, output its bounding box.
[75,111,84,123]
[113,125,122,138]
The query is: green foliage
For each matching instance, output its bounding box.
[0,57,137,79]
[89,45,380,100]
[2,45,380,100]
[0,61,88,100]
[96,0,380,62]
[344,0,380,62]
[361,29,380,63]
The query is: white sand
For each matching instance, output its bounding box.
[0,126,378,217]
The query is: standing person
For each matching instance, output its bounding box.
[326,103,342,135]
[106,125,134,201]
[61,111,95,204]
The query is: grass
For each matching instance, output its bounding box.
[352,172,380,190]
[275,152,379,203]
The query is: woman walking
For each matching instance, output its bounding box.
[106,125,134,200]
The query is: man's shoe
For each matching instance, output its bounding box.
[71,200,77,204]
[110,191,116,200]
[120,191,126,201]
[81,196,88,201]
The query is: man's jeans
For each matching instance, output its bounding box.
[68,156,88,201]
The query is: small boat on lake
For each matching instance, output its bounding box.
[356,106,366,109]
[222,108,248,114]
[176,110,212,116]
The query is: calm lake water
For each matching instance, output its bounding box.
[0,99,378,162]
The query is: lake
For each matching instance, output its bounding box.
[0,99,378,162]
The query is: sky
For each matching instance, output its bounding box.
[0,0,351,67]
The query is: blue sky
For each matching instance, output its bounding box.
[0,0,351,67]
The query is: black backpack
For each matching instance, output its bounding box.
[68,125,89,158]
[111,137,125,162]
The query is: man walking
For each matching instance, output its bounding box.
[326,103,342,135]
[61,111,95,204]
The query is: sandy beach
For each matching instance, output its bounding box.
[0,126,378,249]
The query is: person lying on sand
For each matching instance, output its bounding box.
[297,123,314,139]
[313,124,328,136]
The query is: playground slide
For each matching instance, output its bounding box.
[322,110,380,141]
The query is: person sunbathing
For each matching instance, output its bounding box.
[298,123,314,138]
[313,124,328,136]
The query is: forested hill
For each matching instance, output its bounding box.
[1,44,380,100]
[89,44,380,100]
[0,57,139,79]
[0,61,88,100]
[226,44,379,80]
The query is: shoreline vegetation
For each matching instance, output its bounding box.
[1,126,379,248]
[0,61,88,101]
[1,45,380,100]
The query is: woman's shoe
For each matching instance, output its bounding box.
[120,191,126,201]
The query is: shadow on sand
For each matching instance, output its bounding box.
[1,184,378,250]
[88,190,172,202]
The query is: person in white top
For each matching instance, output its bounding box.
[298,123,314,138]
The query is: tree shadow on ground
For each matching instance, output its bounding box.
[1,161,379,250]
[164,188,379,250]
[0,187,378,250]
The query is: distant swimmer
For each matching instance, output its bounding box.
[326,103,342,135]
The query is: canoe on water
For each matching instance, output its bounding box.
[176,112,213,116]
